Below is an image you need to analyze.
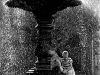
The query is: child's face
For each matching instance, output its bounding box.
[63,54,68,58]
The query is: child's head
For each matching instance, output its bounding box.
[49,50,56,55]
[62,51,68,58]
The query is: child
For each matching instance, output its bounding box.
[49,50,62,70]
[61,51,76,75]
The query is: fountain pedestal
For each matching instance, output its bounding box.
[27,57,56,75]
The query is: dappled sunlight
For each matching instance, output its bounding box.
[0,1,37,74]
[2,0,9,11]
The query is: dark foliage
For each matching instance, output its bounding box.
[66,33,81,48]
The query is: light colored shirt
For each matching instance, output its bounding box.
[61,58,73,73]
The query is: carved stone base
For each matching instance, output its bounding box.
[26,57,65,75]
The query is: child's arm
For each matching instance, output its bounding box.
[56,58,63,72]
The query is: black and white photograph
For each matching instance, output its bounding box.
[0,0,100,75]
